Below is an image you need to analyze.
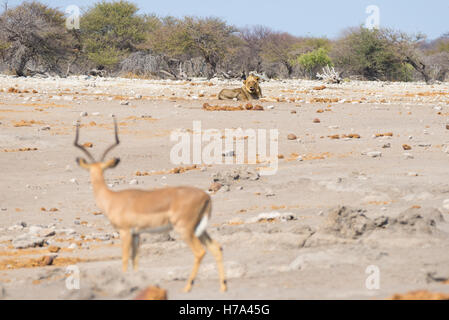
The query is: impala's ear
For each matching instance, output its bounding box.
[76,157,91,170]
[102,158,120,170]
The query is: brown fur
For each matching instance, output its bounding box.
[76,157,227,293]
[218,75,262,101]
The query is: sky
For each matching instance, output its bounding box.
[5,0,449,40]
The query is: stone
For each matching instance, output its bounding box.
[208,182,222,192]
[367,151,382,158]
[134,286,167,300]
[12,235,46,249]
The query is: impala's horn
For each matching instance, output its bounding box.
[101,115,120,161]
[74,119,96,163]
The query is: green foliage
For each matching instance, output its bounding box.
[143,16,239,72]
[0,1,70,75]
[437,40,449,53]
[80,0,146,68]
[296,47,333,77]
[332,27,408,80]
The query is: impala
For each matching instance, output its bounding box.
[74,116,227,292]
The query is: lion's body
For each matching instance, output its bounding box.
[218,75,262,101]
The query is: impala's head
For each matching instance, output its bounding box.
[74,116,121,174]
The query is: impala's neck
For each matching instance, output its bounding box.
[89,169,113,213]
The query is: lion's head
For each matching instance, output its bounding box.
[243,75,260,94]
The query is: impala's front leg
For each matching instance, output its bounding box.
[120,229,132,272]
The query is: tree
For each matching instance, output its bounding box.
[80,0,146,69]
[0,1,70,76]
[260,31,301,77]
[296,47,333,79]
[331,27,418,81]
[239,25,273,73]
[144,16,239,77]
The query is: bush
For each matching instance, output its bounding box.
[80,0,146,69]
[0,1,70,76]
[296,47,333,79]
[331,27,403,80]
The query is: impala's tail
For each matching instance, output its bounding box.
[194,198,211,237]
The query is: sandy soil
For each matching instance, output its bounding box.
[0,75,449,300]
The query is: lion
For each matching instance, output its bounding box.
[218,75,262,101]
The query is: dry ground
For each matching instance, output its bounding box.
[0,75,449,300]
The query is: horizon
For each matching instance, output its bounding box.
[3,0,448,40]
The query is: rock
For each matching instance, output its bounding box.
[426,272,449,284]
[382,143,391,148]
[287,134,297,140]
[402,144,412,151]
[443,199,449,211]
[12,235,46,249]
[93,233,111,241]
[391,290,449,300]
[135,94,142,100]
[208,182,222,192]
[120,101,129,105]
[56,228,77,235]
[212,168,259,186]
[134,286,167,300]
[39,255,55,266]
[246,212,296,224]
[403,153,414,159]
[8,224,24,231]
[313,118,321,123]
[129,179,138,185]
[367,151,382,158]
[266,105,275,110]
[320,206,376,239]
[40,126,51,131]
[218,185,230,193]
[80,112,88,117]
[392,207,444,234]
[48,246,61,253]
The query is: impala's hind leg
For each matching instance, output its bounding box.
[200,232,227,292]
[131,233,140,271]
[183,235,206,292]
[119,229,132,272]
